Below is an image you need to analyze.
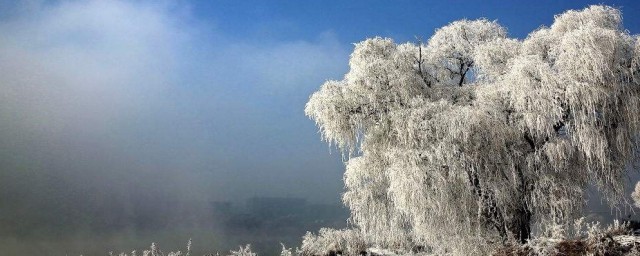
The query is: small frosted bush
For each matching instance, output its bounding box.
[280,243,299,256]
[227,244,256,256]
[300,228,367,256]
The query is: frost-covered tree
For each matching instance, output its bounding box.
[306,5,640,254]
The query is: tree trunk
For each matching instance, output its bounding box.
[508,203,532,244]
[466,169,508,241]
[509,165,532,244]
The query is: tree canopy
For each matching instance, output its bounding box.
[305,5,640,254]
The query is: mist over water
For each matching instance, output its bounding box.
[0,194,349,255]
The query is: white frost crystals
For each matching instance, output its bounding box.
[633,182,640,209]
[305,5,640,255]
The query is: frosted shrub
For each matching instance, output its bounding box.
[279,244,292,256]
[227,244,256,256]
[497,220,639,255]
[279,243,300,256]
[300,228,367,256]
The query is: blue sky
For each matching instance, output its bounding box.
[1,0,640,208]
[190,0,640,43]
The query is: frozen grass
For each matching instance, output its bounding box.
[109,240,258,256]
[109,239,192,256]
[100,216,639,256]
[494,220,640,256]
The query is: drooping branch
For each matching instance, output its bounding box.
[466,168,508,241]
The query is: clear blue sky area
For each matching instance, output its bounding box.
[191,0,640,43]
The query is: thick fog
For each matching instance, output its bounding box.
[0,1,349,254]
